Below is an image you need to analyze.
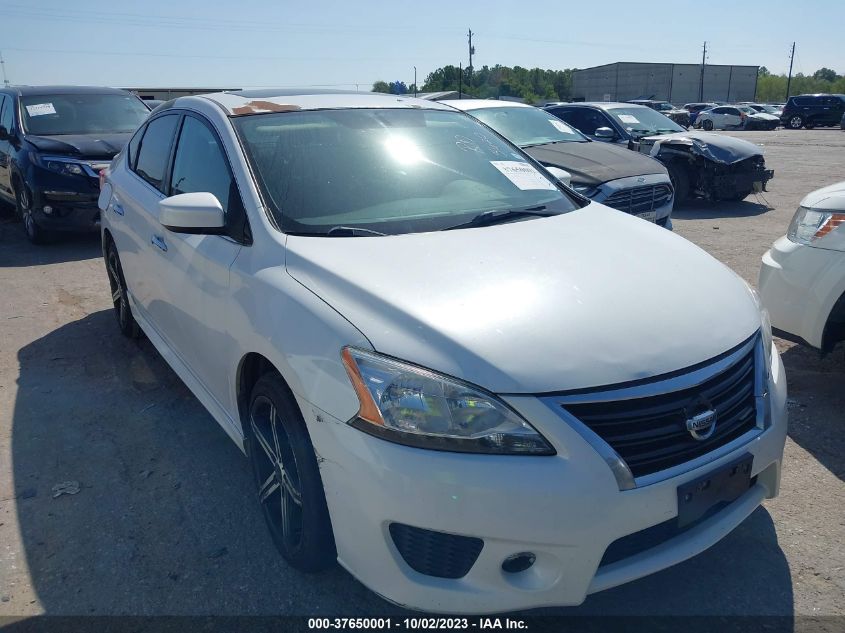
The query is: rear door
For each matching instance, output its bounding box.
[113,112,181,332]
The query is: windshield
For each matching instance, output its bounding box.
[235,108,580,236]
[21,93,150,136]
[738,106,759,115]
[466,106,588,147]
[606,106,685,138]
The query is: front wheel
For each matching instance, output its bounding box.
[787,115,804,129]
[702,119,714,131]
[16,184,48,244]
[667,162,690,204]
[246,373,336,572]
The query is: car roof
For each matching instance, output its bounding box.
[441,99,532,111]
[548,102,646,111]
[196,89,455,116]
[1,85,135,97]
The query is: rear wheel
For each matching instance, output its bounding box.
[787,115,804,129]
[246,373,336,572]
[105,240,141,338]
[702,119,714,131]
[667,162,690,204]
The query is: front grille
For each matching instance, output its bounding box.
[604,184,673,216]
[389,523,483,579]
[562,339,759,478]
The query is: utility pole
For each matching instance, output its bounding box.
[0,51,9,87]
[786,42,796,101]
[413,66,417,97]
[458,63,463,99]
[467,29,475,83]
[698,41,707,101]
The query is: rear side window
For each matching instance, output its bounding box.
[134,114,179,192]
[126,125,144,170]
[169,116,236,213]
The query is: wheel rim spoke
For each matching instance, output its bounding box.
[250,416,277,464]
[112,286,122,303]
[269,405,282,458]
[258,471,280,503]
[281,471,302,506]
[280,486,298,542]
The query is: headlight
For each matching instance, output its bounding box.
[341,348,555,455]
[787,206,845,247]
[743,281,773,376]
[40,156,86,177]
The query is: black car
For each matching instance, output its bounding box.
[780,94,845,130]
[0,86,150,243]
[545,102,774,203]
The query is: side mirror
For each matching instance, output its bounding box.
[594,127,616,140]
[544,166,572,187]
[159,192,225,233]
[0,126,9,141]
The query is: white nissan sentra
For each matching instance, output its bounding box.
[99,90,787,614]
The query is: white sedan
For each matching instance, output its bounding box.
[99,90,786,614]
[759,181,845,352]
[696,105,779,131]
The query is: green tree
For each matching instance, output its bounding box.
[371,81,391,93]
[813,68,838,82]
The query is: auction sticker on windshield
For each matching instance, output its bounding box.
[25,103,57,117]
[618,114,640,124]
[490,161,557,191]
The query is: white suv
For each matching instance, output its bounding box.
[99,90,787,614]
[759,181,845,352]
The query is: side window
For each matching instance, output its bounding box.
[126,124,145,170]
[0,96,13,133]
[712,107,727,114]
[553,108,603,135]
[169,116,237,213]
[134,114,179,192]
[727,108,741,116]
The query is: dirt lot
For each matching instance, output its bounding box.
[0,128,843,620]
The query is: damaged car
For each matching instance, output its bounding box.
[444,100,674,228]
[0,85,150,243]
[545,102,774,203]
[694,105,779,131]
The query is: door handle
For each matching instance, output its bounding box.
[151,235,168,252]
[111,201,124,216]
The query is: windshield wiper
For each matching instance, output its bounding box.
[442,206,555,231]
[326,226,387,237]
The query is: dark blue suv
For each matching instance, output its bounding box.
[0,86,149,243]
[780,94,845,130]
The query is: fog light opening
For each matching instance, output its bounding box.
[501,552,536,574]
[43,206,53,215]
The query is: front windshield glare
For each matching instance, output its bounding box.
[607,107,685,137]
[21,94,150,135]
[235,108,579,236]
[468,106,587,147]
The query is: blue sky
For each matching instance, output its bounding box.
[2,0,842,90]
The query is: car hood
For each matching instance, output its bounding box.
[801,180,845,210]
[640,131,764,165]
[285,203,761,394]
[525,141,666,186]
[26,133,131,159]
[749,113,779,121]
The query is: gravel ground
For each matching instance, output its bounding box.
[0,128,843,621]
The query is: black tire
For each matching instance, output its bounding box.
[15,183,49,244]
[104,239,141,339]
[787,115,804,129]
[246,373,336,572]
[804,120,815,130]
[702,119,714,131]
[667,162,690,204]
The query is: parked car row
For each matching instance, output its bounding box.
[96,88,787,614]
[694,105,780,131]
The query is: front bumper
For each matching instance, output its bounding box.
[26,162,103,232]
[589,173,674,229]
[759,236,845,349]
[304,345,787,614]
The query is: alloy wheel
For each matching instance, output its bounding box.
[790,116,803,129]
[250,395,304,551]
[106,249,130,329]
